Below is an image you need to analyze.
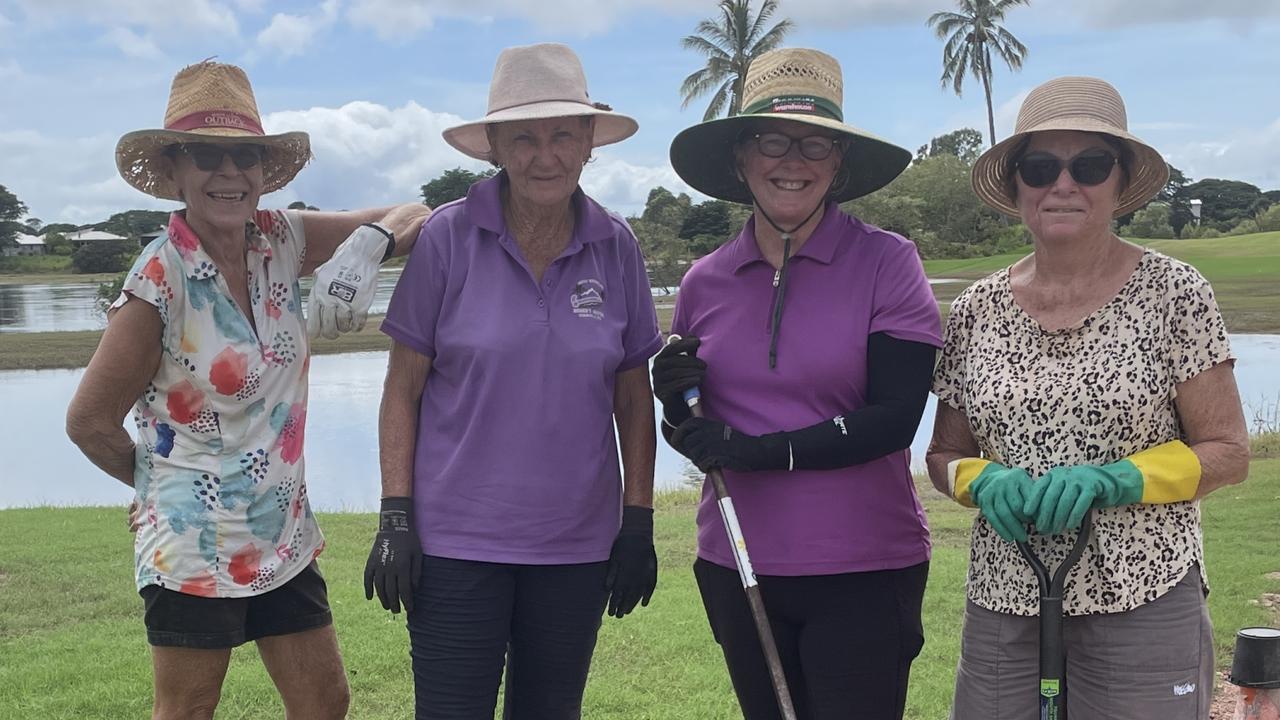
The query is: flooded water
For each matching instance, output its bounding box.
[0,273,682,333]
[1,336,1277,511]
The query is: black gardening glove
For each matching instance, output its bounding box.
[364,497,423,614]
[651,336,705,427]
[670,418,790,473]
[604,506,658,618]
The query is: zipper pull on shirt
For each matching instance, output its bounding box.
[772,232,791,288]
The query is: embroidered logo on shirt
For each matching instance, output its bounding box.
[1173,683,1196,696]
[570,279,605,320]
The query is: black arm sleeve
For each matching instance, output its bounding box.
[783,332,937,470]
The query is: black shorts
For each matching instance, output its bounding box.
[140,561,333,649]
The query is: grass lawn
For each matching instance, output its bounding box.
[2,462,1276,719]
[924,231,1280,332]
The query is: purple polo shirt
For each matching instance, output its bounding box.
[382,174,661,564]
[671,203,941,576]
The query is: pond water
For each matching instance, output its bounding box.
[0,273,683,333]
[1,334,1277,512]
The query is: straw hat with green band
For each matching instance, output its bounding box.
[970,76,1169,218]
[669,48,912,205]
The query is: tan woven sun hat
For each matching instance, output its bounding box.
[116,61,311,201]
[669,48,911,205]
[442,43,638,161]
[972,76,1168,218]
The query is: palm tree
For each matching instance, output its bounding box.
[928,0,1030,147]
[680,0,794,120]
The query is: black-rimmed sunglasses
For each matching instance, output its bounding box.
[1015,149,1117,188]
[746,132,842,161]
[174,143,265,172]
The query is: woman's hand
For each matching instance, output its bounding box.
[968,464,1036,543]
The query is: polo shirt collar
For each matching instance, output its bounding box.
[465,172,614,246]
[728,201,843,274]
[167,211,273,280]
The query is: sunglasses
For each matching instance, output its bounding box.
[1015,149,1117,188]
[746,132,842,161]
[175,143,265,172]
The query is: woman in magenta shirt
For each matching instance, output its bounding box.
[655,48,941,720]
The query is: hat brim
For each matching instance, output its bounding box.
[971,118,1169,218]
[669,113,911,205]
[116,127,312,201]
[442,102,639,161]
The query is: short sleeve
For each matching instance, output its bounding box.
[932,285,974,411]
[381,219,447,357]
[868,239,942,347]
[111,238,182,353]
[614,219,663,371]
[1165,261,1232,385]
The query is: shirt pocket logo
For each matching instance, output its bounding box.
[570,279,605,320]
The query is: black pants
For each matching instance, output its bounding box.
[406,555,609,720]
[695,558,929,720]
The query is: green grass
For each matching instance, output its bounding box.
[2,464,1277,719]
[923,231,1280,332]
[0,255,75,275]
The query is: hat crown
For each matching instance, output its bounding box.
[1014,76,1128,135]
[740,48,843,120]
[487,43,591,115]
[161,61,265,135]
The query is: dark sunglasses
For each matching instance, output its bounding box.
[174,143,265,172]
[746,132,842,161]
[1015,149,1117,188]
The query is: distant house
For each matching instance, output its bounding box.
[64,228,129,250]
[139,226,166,247]
[3,233,47,257]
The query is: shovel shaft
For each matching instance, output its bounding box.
[684,385,798,720]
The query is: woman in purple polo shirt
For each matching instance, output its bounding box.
[360,44,662,719]
[656,49,941,719]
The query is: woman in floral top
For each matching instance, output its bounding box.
[65,61,427,720]
[927,77,1249,719]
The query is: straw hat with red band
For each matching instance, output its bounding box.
[669,48,911,205]
[971,76,1169,218]
[116,61,311,201]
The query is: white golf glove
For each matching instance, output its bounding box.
[307,223,393,340]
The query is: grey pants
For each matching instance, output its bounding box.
[950,566,1214,720]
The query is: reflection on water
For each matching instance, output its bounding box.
[1,271,683,334]
[2,335,1277,511]
[0,283,106,333]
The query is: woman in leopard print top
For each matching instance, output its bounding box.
[927,77,1249,719]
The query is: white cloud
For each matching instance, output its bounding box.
[261,100,472,210]
[1165,118,1280,190]
[103,26,163,60]
[255,0,340,59]
[0,128,171,225]
[12,0,240,38]
[580,154,694,214]
[1061,0,1280,27]
[345,0,436,41]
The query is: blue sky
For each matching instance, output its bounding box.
[1,0,1278,225]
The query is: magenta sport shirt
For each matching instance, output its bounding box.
[382,174,662,564]
[671,203,942,576]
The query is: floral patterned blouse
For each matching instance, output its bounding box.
[932,249,1231,616]
[114,210,322,598]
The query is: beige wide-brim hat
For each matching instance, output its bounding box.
[972,76,1168,218]
[669,48,911,205]
[443,43,638,161]
[116,61,311,201]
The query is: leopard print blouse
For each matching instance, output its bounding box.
[932,249,1232,616]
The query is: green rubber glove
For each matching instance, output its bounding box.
[1025,441,1203,536]
[962,462,1035,543]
